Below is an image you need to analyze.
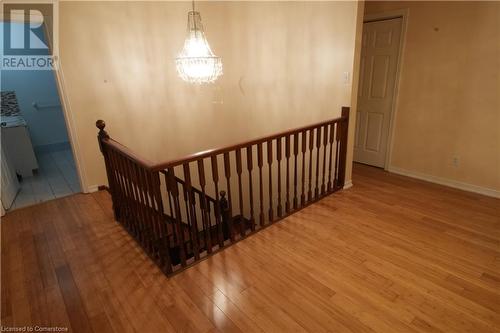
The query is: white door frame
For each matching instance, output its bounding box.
[52,53,90,192]
[363,9,408,171]
[1,4,90,192]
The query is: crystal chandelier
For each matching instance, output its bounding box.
[176,1,223,84]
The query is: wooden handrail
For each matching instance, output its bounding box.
[96,107,350,276]
[96,120,155,169]
[104,138,156,169]
[96,115,348,173]
[150,114,348,171]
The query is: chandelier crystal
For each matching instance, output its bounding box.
[176,6,222,84]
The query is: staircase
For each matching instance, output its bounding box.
[96,107,349,275]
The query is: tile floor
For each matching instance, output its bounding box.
[11,149,81,210]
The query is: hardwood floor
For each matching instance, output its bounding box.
[1,163,499,332]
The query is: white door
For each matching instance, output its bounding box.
[354,17,402,168]
[1,147,20,211]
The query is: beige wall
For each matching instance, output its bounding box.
[58,1,362,190]
[365,1,500,193]
[345,0,365,187]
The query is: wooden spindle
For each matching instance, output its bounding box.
[108,150,126,226]
[308,129,314,201]
[219,191,233,241]
[129,158,145,240]
[267,140,274,222]
[207,200,214,244]
[124,157,139,236]
[321,124,328,195]
[127,159,142,237]
[130,162,148,250]
[183,163,200,260]
[211,156,224,248]
[223,153,235,241]
[117,155,137,236]
[315,126,322,199]
[166,167,187,267]
[293,133,299,210]
[138,165,159,256]
[246,146,255,231]
[181,179,192,251]
[126,159,140,225]
[257,143,265,226]
[223,153,233,215]
[301,130,307,206]
[197,159,212,253]
[235,149,245,237]
[338,107,350,188]
[276,137,283,217]
[103,148,119,220]
[335,122,341,189]
[167,185,174,216]
[149,169,172,273]
[327,122,335,192]
[139,167,155,253]
[285,135,291,214]
[110,152,129,229]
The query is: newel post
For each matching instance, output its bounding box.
[96,119,109,152]
[219,190,234,242]
[96,120,119,220]
[338,107,350,188]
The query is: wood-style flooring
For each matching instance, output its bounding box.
[1,163,499,332]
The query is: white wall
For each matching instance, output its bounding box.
[57,1,362,191]
[365,1,500,195]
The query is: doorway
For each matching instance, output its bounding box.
[354,16,403,168]
[1,21,81,211]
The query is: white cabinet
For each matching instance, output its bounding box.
[1,146,20,210]
[1,119,39,178]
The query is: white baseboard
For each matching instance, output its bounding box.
[343,180,353,190]
[86,185,100,193]
[387,166,500,199]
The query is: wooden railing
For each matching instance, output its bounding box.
[96,107,349,275]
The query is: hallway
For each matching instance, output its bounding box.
[1,164,499,332]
